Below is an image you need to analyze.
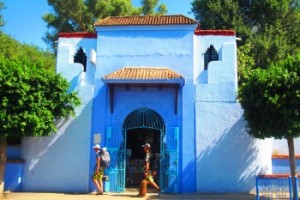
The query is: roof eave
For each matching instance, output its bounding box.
[94,24,198,31]
[102,78,185,86]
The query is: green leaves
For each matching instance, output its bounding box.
[0,59,81,138]
[238,53,300,139]
[0,32,55,71]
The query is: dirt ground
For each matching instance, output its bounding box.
[3,190,256,200]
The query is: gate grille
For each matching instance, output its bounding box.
[124,108,165,130]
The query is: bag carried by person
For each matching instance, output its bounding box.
[102,175,109,181]
[100,147,111,167]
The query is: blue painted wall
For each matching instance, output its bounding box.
[92,24,197,193]
[272,158,300,174]
[5,161,25,191]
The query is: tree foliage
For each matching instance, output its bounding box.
[191,0,252,40]
[141,0,167,15]
[191,0,300,80]
[238,53,300,139]
[43,0,167,50]
[0,32,55,71]
[0,59,81,138]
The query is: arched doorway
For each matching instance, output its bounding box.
[123,108,165,188]
[105,108,179,193]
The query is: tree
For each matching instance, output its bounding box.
[43,0,167,50]
[191,0,252,43]
[238,53,300,199]
[140,0,167,15]
[191,0,300,80]
[0,32,55,71]
[0,59,81,196]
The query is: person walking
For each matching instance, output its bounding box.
[92,144,104,195]
[138,143,160,197]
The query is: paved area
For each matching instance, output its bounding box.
[3,190,256,200]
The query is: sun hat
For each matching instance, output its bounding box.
[93,144,101,149]
[142,143,151,148]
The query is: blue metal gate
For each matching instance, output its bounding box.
[160,127,179,193]
[105,126,126,192]
[256,174,300,200]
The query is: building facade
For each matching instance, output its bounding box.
[7,15,300,194]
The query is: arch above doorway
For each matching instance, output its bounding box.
[123,108,165,131]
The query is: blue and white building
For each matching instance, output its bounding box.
[6,15,300,194]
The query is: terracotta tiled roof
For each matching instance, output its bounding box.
[103,67,184,82]
[94,15,197,26]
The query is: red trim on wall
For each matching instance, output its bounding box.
[258,174,300,178]
[258,174,290,178]
[194,30,235,36]
[58,32,97,38]
[272,154,300,159]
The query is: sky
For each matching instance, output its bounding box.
[1,0,195,50]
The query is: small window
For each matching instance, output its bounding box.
[204,45,218,70]
[74,47,87,72]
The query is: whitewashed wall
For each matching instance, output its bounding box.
[272,139,300,155]
[21,36,96,192]
[194,34,272,193]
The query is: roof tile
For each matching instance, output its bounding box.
[103,67,184,81]
[94,15,197,26]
